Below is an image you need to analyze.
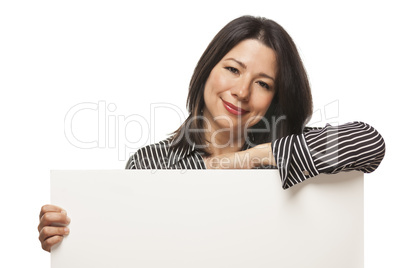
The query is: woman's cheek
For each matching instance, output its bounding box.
[262,93,274,109]
[211,71,230,94]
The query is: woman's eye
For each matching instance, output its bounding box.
[257,81,270,90]
[225,67,239,74]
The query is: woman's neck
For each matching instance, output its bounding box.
[203,128,245,157]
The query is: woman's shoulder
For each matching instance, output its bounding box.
[125,138,172,169]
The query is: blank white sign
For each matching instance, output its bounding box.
[51,170,363,268]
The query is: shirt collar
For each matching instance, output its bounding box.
[165,136,252,168]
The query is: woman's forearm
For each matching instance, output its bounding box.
[203,143,276,169]
[250,143,277,168]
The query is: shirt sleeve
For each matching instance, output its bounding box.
[125,146,150,169]
[271,121,386,189]
[125,154,138,169]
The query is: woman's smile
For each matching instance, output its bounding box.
[221,98,249,116]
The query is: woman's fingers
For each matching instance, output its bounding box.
[38,205,71,252]
[39,226,70,242]
[39,204,64,220]
[39,226,70,252]
[38,211,71,231]
[41,235,64,252]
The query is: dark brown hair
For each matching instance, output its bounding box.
[171,15,312,155]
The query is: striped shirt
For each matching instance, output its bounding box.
[125,121,385,189]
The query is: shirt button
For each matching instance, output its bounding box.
[303,170,310,176]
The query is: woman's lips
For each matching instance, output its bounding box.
[221,99,249,116]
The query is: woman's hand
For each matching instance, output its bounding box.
[38,205,71,252]
[203,143,276,169]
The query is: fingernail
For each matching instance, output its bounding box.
[66,216,71,223]
[64,227,70,234]
[61,210,67,215]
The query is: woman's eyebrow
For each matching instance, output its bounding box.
[259,72,275,82]
[224,57,275,82]
[225,57,247,69]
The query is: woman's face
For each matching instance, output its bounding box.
[203,39,277,139]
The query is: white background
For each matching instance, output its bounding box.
[0,0,400,267]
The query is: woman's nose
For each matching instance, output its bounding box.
[232,80,251,101]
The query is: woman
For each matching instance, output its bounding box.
[38,15,385,252]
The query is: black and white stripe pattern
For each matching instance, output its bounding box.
[126,121,386,189]
[272,121,386,189]
[125,139,206,170]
